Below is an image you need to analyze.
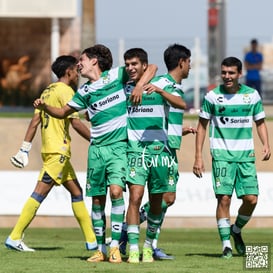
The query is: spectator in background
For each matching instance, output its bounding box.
[244,39,263,97]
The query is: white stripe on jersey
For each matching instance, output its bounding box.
[210,138,254,151]
[127,104,165,118]
[212,116,253,128]
[128,129,168,142]
[168,124,183,136]
[205,90,261,105]
[91,113,127,138]
[254,111,266,121]
[88,89,126,117]
[169,106,184,113]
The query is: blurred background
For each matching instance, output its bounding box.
[1,0,273,110]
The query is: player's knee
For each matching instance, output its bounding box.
[243,195,258,207]
[31,192,46,203]
[41,172,53,184]
[109,186,123,199]
[71,194,83,202]
[163,192,176,207]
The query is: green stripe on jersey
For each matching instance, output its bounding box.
[69,67,128,146]
[200,84,265,161]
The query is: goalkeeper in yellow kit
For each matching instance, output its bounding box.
[5,55,97,252]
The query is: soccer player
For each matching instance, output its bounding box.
[33,44,157,263]
[5,55,97,252]
[123,45,192,263]
[193,56,271,258]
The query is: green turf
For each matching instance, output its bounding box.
[0,228,272,273]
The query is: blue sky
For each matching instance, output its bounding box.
[94,0,273,86]
[95,0,273,43]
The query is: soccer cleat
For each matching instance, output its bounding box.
[109,247,122,263]
[119,223,128,255]
[5,236,35,252]
[127,250,140,264]
[221,247,232,259]
[85,241,98,251]
[230,224,246,255]
[87,250,107,262]
[142,247,154,263]
[153,248,174,260]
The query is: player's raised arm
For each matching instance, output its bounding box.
[144,83,187,109]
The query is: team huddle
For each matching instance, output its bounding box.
[5,43,271,263]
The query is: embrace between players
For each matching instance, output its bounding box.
[6,44,270,263]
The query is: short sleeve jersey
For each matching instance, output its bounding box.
[151,74,185,150]
[126,73,184,154]
[35,82,79,157]
[68,67,129,146]
[199,84,265,162]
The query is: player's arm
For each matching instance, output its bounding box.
[144,83,187,109]
[192,117,208,178]
[10,112,41,168]
[70,118,90,142]
[182,126,197,136]
[255,118,271,161]
[130,64,158,104]
[33,98,75,118]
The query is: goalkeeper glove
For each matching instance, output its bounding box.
[10,141,32,168]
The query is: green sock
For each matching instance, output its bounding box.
[91,203,105,247]
[110,197,125,246]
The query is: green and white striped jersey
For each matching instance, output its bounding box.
[200,84,265,162]
[68,66,129,146]
[126,73,184,154]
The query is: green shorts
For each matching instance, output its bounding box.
[38,153,76,185]
[212,160,259,198]
[126,149,179,194]
[86,141,127,197]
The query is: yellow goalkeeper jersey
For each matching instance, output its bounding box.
[35,82,79,157]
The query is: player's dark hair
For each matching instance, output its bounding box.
[221,57,242,73]
[82,44,113,71]
[164,43,191,71]
[123,48,148,64]
[51,55,77,78]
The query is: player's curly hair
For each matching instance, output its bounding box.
[82,44,113,71]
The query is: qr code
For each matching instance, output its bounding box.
[244,244,271,271]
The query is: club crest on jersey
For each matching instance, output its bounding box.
[216,178,221,188]
[168,176,175,186]
[243,94,251,104]
[102,74,111,84]
[129,168,136,178]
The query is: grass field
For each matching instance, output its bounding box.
[0,228,272,273]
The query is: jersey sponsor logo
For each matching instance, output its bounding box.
[219,117,250,125]
[127,106,153,114]
[99,94,119,107]
[219,117,229,124]
[91,94,120,110]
